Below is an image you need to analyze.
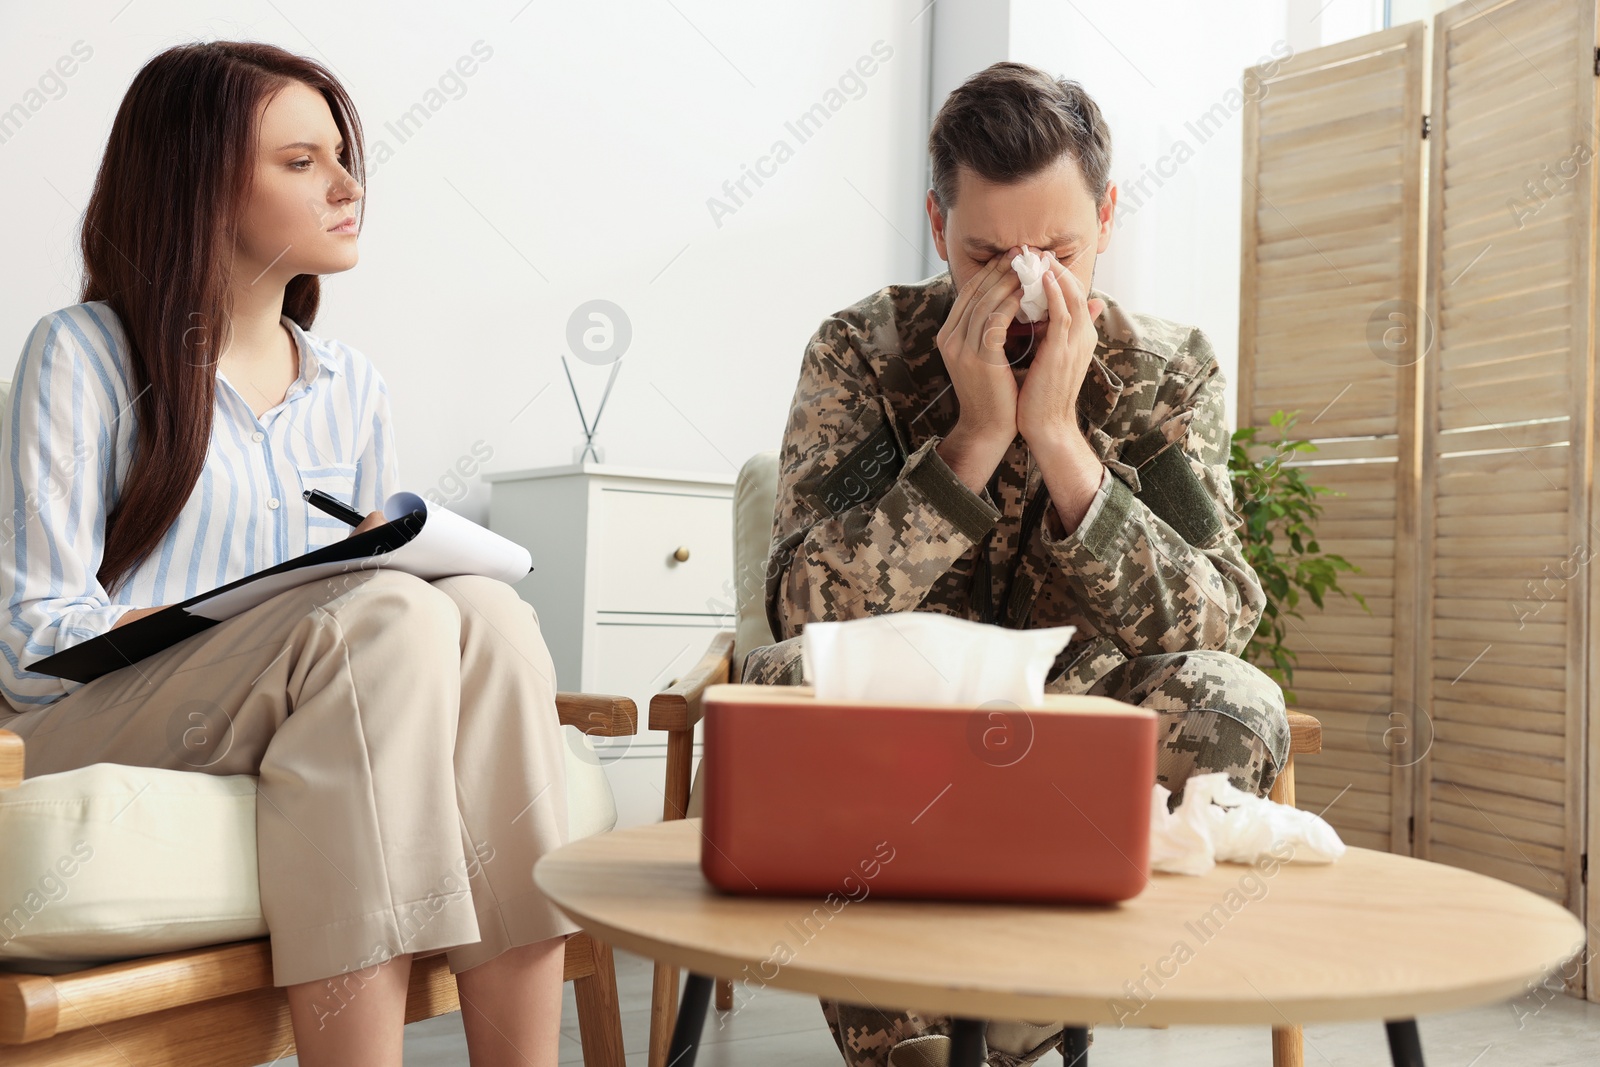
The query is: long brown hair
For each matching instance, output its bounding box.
[80,41,365,593]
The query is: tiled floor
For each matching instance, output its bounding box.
[276,945,1600,1065]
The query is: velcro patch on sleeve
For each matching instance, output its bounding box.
[1122,425,1223,547]
[811,420,905,515]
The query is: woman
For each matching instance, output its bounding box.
[0,42,575,1067]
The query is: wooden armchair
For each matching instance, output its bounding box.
[0,692,636,1067]
[639,451,1327,1067]
[646,633,735,1065]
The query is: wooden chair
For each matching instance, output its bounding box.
[0,692,636,1067]
[647,633,735,1066]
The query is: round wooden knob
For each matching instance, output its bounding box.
[673,546,691,563]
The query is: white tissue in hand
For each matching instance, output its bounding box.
[1011,246,1050,324]
[801,612,1075,707]
[1149,772,1346,875]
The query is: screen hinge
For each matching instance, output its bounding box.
[1420,114,1430,139]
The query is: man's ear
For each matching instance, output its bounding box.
[926,190,950,263]
[1095,181,1117,254]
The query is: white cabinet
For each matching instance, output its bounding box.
[484,463,735,829]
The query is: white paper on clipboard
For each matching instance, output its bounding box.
[183,492,532,622]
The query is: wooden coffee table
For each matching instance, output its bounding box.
[534,818,1583,1066]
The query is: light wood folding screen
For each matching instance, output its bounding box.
[1238,22,1428,857]
[1420,0,1596,929]
[1239,0,1600,997]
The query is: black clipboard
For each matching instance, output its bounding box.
[30,508,429,684]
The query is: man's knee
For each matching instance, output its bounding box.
[743,634,805,686]
[1199,647,1286,716]
[1124,649,1286,801]
[1157,707,1278,802]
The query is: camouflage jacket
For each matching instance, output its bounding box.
[763,272,1267,693]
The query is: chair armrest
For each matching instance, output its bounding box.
[0,704,637,791]
[555,693,638,738]
[0,729,21,790]
[649,631,734,733]
[1286,711,1322,755]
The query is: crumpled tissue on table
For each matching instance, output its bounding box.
[1150,772,1346,875]
[800,612,1076,707]
[1011,246,1051,324]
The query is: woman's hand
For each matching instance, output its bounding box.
[112,605,167,629]
[109,511,384,631]
[347,510,386,537]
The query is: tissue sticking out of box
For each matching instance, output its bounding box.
[1149,772,1346,875]
[800,612,1076,707]
[1012,246,1051,324]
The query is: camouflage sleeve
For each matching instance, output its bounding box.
[1039,329,1265,659]
[764,326,1000,642]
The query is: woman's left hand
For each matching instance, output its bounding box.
[346,510,386,537]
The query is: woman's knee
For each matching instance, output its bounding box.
[325,569,462,636]
[431,574,543,630]
[428,575,558,686]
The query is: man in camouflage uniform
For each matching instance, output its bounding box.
[740,62,1289,1067]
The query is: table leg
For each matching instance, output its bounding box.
[949,1018,985,1067]
[1385,1019,1424,1067]
[1061,1025,1090,1065]
[666,972,713,1067]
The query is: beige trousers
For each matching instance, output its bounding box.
[2,568,580,988]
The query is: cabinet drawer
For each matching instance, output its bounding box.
[592,619,722,749]
[594,488,733,615]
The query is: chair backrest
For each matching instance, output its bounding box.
[731,451,780,677]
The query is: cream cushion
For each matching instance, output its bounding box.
[0,378,617,969]
[0,763,268,965]
[686,450,779,819]
[0,742,615,969]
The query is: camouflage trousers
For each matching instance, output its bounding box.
[741,635,1290,1067]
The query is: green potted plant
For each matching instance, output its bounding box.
[1230,409,1372,705]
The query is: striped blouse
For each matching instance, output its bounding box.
[0,301,399,710]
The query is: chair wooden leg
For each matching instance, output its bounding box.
[715,976,733,1011]
[649,960,679,1067]
[572,936,626,1067]
[663,729,694,823]
[1272,1023,1305,1067]
[649,728,695,1066]
[1268,754,1302,1067]
[1268,753,1296,808]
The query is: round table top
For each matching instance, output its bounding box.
[534,818,1584,1027]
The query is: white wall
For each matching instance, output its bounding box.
[0,0,931,522]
